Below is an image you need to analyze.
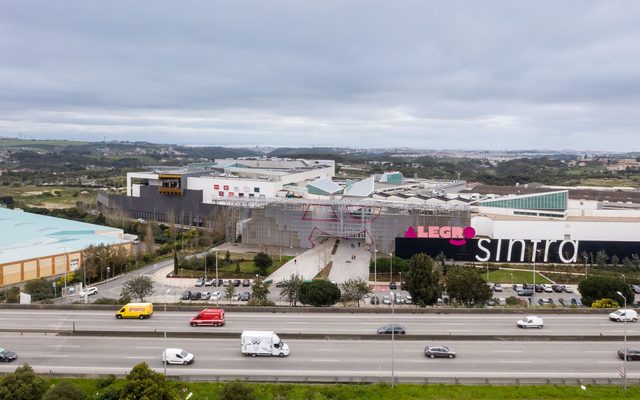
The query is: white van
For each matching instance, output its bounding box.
[162,348,194,365]
[517,315,544,328]
[609,309,638,322]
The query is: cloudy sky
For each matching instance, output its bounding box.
[1,1,639,150]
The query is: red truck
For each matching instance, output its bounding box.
[190,308,225,327]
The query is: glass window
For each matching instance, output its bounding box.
[254,187,260,193]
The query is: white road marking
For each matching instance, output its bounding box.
[40,355,70,358]
[493,350,523,353]
[498,360,532,364]
[126,356,154,360]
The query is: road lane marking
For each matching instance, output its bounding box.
[54,345,79,348]
[498,360,532,363]
[127,356,154,360]
[136,346,164,349]
[494,350,523,353]
[41,355,70,358]
[586,350,612,353]
[597,361,622,364]
[309,359,340,362]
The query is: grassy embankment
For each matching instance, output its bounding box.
[54,379,640,400]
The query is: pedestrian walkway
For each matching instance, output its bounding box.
[267,238,336,283]
[328,238,370,284]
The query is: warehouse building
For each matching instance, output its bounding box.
[0,207,131,287]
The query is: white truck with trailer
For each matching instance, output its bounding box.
[241,330,290,357]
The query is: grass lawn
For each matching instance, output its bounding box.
[57,379,640,400]
[485,269,552,284]
[3,185,96,208]
[181,253,294,278]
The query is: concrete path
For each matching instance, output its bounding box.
[328,238,371,284]
[267,238,336,284]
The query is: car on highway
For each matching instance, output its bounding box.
[242,279,251,287]
[162,348,195,365]
[424,345,456,358]
[79,287,98,296]
[493,283,503,292]
[517,315,544,328]
[370,296,380,305]
[0,348,17,362]
[618,348,640,361]
[609,309,638,322]
[543,284,553,293]
[377,324,406,335]
[181,291,191,300]
[195,278,205,287]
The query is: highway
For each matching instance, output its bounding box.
[0,333,636,382]
[0,309,638,337]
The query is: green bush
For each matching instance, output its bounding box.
[43,381,85,400]
[300,280,341,307]
[219,381,256,400]
[591,298,620,309]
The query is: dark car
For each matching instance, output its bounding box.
[389,282,397,290]
[181,290,191,300]
[376,324,406,335]
[424,345,456,359]
[517,289,534,297]
[552,284,563,293]
[570,298,583,306]
[523,283,534,290]
[233,279,242,287]
[534,284,544,293]
[194,278,205,287]
[242,279,251,287]
[275,280,287,288]
[0,348,17,362]
[370,296,380,305]
[558,298,567,306]
[618,348,640,361]
[190,291,202,300]
[239,292,251,301]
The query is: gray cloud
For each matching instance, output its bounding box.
[0,1,639,150]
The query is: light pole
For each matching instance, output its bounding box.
[532,250,540,301]
[107,267,111,281]
[164,288,171,376]
[374,247,378,292]
[391,290,395,387]
[179,268,184,290]
[616,291,628,390]
[215,251,219,305]
[389,252,393,286]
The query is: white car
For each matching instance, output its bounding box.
[517,315,544,328]
[609,309,638,322]
[543,284,553,293]
[162,348,194,365]
[79,287,98,296]
[210,291,222,301]
[382,295,391,305]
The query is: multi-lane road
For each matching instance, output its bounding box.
[0,309,637,337]
[1,309,638,382]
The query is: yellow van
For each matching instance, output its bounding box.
[115,303,154,319]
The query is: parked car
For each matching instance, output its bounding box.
[0,348,17,362]
[493,283,503,292]
[389,282,397,290]
[517,289,534,297]
[194,278,205,287]
[382,295,391,305]
[543,284,553,293]
[79,287,98,297]
[552,284,564,293]
[609,309,638,322]
[181,291,191,300]
[233,279,242,287]
[370,296,380,305]
[190,291,202,301]
[537,298,554,306]
[534,284,544,293]
[205,278,214,286]
[275,280,287,288]
[517,315,544,328]
[631,284,640,294]
[377,324,406,335]
[242,279,251,287]
[210,291,222,301]
[558,298,567,306]
[562,285,573,293]
[214,279,224,287]
[405,295,413,304]
[424,345,456,358]
[570,298,583,306]
[223,280,230,286]
[239,292,251,301]
[512,284,523,292]
[201,291,212,300]
[523,283,534,290]
[618,348,640,361]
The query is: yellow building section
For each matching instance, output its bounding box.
[23,260,38,281]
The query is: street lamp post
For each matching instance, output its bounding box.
[532,250,540,301]
[617,291,628,390]
[164,288,171,375]
[389,252,393,286]
[179,268,184,290]
[391,291,395,388]
[215,251,219,305]
[107,267,111,281]
[374,247,378,292]
[204,251,207,282]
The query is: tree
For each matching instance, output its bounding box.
[121,275,155,302]
[299,280,341,307]
[144,223,156,256]
[3,286,20,303]
[339,278,371,307]
[248,276,273,306]
[404,253,441,307]
[43,381,85,400]
[0,364,47,400]
[279,274,304,306]
[224,283,236,304]
[120,362,178,400]
[578,276,634,307]
[591,298,620,309]
[446,266,493,307]
[173,250,179,276]
[23,278,55,301]
[253,252,272,276]
[595,250,609,267]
